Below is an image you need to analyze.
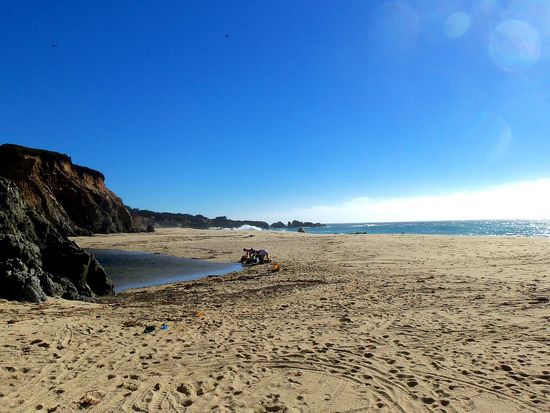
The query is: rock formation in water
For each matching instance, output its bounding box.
[0,144,134,236]
[270,221,325,229]
[286,220,325,228]
[0,178,114,302]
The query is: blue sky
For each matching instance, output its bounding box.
[1,0,550,222]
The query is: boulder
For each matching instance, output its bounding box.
[0,258,47,303]
[297,227,308,233]
[0,177,114,302]
[146,224,155,233]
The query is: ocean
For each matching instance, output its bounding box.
[273,220,550,237]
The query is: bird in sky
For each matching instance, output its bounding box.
[225,33,230,38]
[50,43,59,48]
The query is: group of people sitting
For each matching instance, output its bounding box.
[240,247,270,265]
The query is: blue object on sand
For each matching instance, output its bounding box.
[160,323,169,330]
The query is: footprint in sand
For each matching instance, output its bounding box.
[421,396,435,405]
[176,383,194,397]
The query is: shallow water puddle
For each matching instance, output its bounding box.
[87,249,243,292]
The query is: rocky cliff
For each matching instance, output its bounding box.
[0,178,114,302]
[0,144,134,236]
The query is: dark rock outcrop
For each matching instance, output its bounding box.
[286,220,325,228]
[270,221,287,229]
[270,220,325,229]
[0,144,134,236]
[297,227,308,233]
[0,178,114,302]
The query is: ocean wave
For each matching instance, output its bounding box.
[234,225,264,231]
[350,223,378,228]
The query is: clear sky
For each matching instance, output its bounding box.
[1,0,550,223]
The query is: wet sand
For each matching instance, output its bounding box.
[0,228,548,412]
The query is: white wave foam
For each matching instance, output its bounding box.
[235,225,264,231]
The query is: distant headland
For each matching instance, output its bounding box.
[129,209,325,231]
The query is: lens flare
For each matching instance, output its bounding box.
[506,0,550,37]
[474,0,499,15]
[369,1,421,55]
[444,12,472,39]
[490,118,512,161]
[416,0,460,23]
[477,113,512,161]
[489,20,541,73]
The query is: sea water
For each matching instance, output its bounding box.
[275,220,550,237]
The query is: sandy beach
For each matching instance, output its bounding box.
[0,228,548,413]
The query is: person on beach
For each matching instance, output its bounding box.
[256,248,270,264]
[242,248,255,258]
[241,248,270,264]
[241,248,256,264]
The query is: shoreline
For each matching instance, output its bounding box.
[1,228,548,412]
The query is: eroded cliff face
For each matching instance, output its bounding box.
[0,144,133,235]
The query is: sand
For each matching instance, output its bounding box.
[0,228,548,413]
